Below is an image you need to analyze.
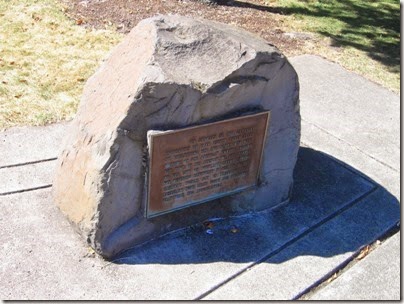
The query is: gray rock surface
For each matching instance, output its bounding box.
[3,143,398,300]
[0,54,399,300]
[53,15,300,258]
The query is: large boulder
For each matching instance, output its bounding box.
[53,15,300,259]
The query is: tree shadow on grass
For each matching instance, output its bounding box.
[224,0,400,72]
[112,147,400,265]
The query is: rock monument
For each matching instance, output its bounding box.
[53,15,300,259]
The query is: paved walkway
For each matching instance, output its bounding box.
[0,55,400,300]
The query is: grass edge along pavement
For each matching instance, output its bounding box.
[0,0,123,130]
[268,0,400,94]
[0,0,400,130]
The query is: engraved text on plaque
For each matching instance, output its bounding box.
[147,111,270,218]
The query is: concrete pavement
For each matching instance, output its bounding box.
[0,55,400,300]
[310,231,400,300]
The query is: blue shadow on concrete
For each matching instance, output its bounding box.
[111,147,400,265]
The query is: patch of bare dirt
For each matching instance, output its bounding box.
[61,0,306,55]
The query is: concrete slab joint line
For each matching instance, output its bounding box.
[0,121,68,167]
[0,157,57,170]
[309,231,401,300]
[201,188,399,300]
[0,159,56,195]
[289,55,400,173]
[0,184,52,196]
[299,123,400,199]
[0,53,400,300]
[294,225,401,300]
[301,118,398,173]
[196,185,379,300]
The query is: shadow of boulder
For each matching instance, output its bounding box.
[111,147,400,265]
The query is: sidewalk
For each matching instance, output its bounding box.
[0,55,400,300]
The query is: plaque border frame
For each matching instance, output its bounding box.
[145,111,270,219]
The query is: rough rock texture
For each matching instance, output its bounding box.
[53,15,300,259]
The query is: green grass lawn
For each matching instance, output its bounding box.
[0,0,399,130]
[271,0,400,92]
[0,0,122,130]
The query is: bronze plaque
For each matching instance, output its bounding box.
[146,111,270,218]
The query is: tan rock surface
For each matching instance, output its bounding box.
[53,15,300,258]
